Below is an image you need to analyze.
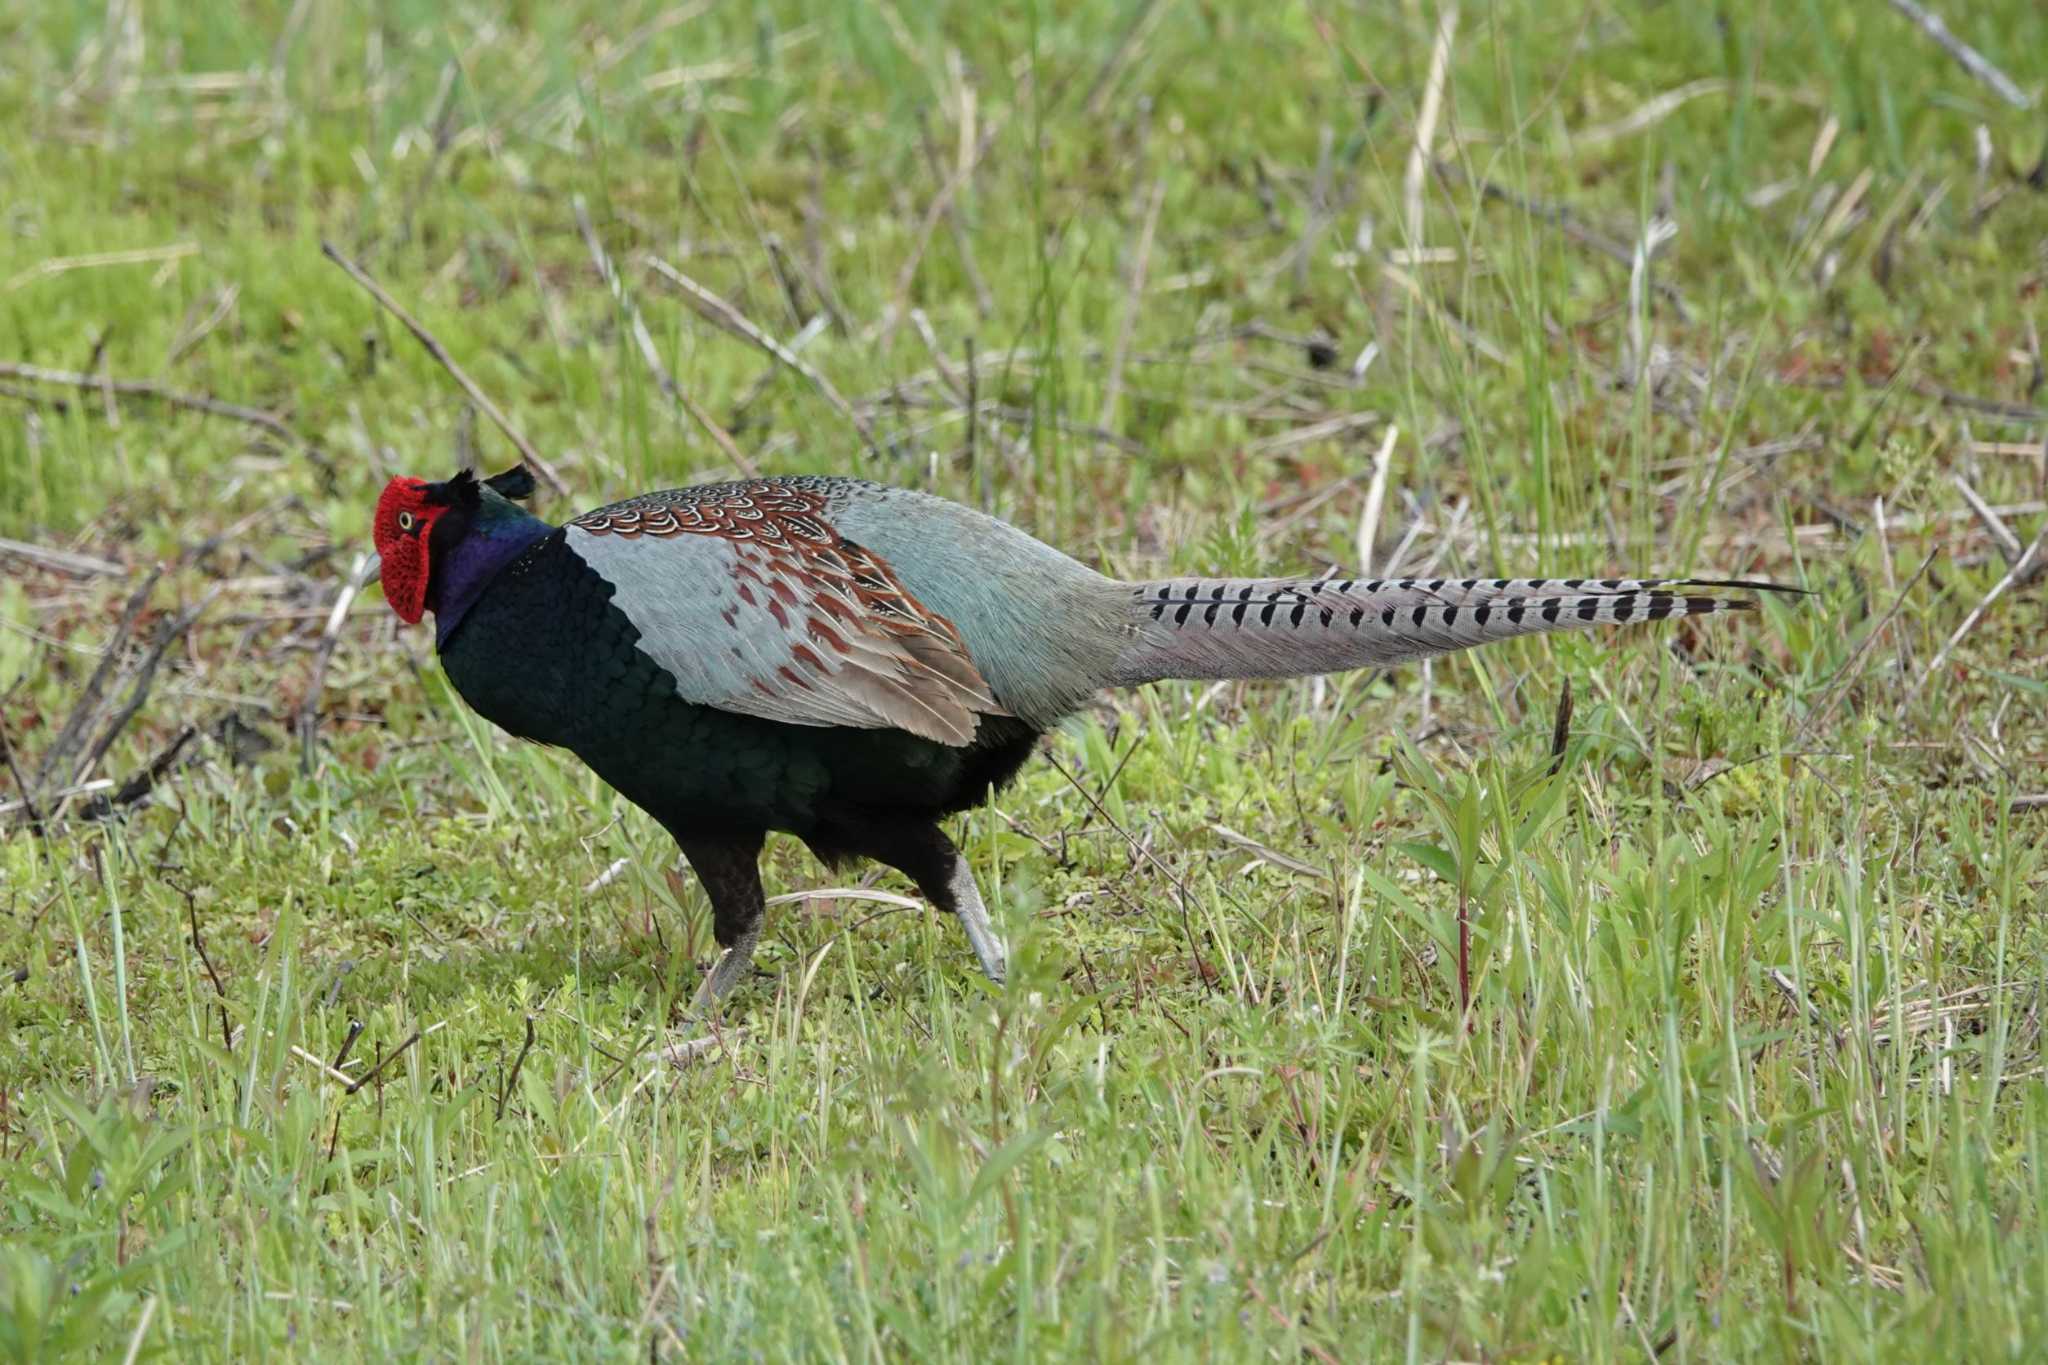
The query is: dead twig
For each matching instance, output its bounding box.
[3,243,198,293]
[645,1033,726,1070]
[1285,125,1336,295]
[165,283,241,367]
[1207,823,1332,881]
[1044,751,1214,994]
[917,112,993,318]
[77,725,198,822]
[319,240,570,496]
[1904,528,2047,707]
[572,198,755,477]
[1884,0,2032,110]
[1913,380,2045,424]
[647,256,880,458]
[0,360,304,450]
[1242,1276,1342,1365]
[0,715,44,835]
[905,310,967,403]
[1782,371,2048,426]
[1081,0,1166,117]
[1247,411,1383,461]
[65,587,222,816]
[874,114,1004,362]
[0,536,125,579]
[333,1021,365,1070]
[965,336,981,502]
[289,1045,361,1088]
[1798,549,1936,744]
[978,402,1148,457]
[345,1028,422,1094]
[1548,677,1574,776]
[180,881,234,1052]
[34,567,164,797]
[496,1015,537,1120]
[1443,164,1690,316]
[297,552,377,774]
[1380,262,1507,366]
[1578,79,1740,147]
[1953,472,2025,564]
[730,315,829,428]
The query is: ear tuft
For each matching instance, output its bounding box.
[427,468,481,508]
[484,464,538,501]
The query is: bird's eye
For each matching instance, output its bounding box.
[398,511,417,531]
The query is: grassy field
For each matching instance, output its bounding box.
[4,0,2047,1358]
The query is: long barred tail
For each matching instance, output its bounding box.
[1107,573,1802,686]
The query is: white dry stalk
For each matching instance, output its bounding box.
[120,1296,158,1365]
[322,552,375,639]
[1356,424,1399,578]
[1351,340,1380,382]
[1402,4,1458,254]
[1807,114,1840,178]
[1577,78,1728,147]
[583,857,632,894]
[1951,472,2025,564]
[1628,218,1679,389]
[0,536,125,578]
[3,241,198,293]
[0,778,113,818]
[1098,177,1167,431]
[765,888,923,910]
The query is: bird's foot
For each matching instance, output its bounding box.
[945,853,1008,985]
[686,922,762,1021]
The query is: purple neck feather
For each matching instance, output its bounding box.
[429,511,552,647]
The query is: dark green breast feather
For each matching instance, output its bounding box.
[437,529,1041,846]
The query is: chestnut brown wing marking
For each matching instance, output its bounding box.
[572,481,839,543]
[571,481,1005,742]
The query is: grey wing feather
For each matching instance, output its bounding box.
[564,525,1004,745]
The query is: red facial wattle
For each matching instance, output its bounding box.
[373,478,436,625]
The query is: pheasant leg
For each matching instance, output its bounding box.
[689,918,761,1016]
[851,823,1008,986]
[675,831,767,1018]
[813,820,1010,985]
[939,852,1008,985]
